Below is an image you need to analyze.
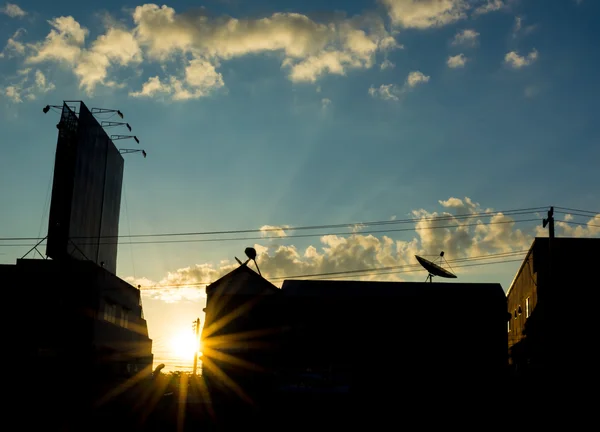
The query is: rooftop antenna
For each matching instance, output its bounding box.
[415,251,457,283]
[245,247,261,276]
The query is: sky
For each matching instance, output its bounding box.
[1,0,599,371]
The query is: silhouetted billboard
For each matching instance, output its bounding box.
[46,102,123,274]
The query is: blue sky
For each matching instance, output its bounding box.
[1,0,599,369]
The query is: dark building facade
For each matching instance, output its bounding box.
[201,264,282,404]
[201,265,509,420]
[507,236,600,388]
[2,258,153,381]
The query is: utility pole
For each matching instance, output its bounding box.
[543,206,554,239]
[542,206,555,292]
[541,206,555,374]
[192,318,200,376]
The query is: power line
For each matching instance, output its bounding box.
[304,258,525,281]
[554,206,600,216]
[555,210,600,219]
[0,218,542,247]
[556,219,600,228]
[139,250,528,289]
[0,206,546,241]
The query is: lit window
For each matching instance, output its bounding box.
[526,297,530,318]
[508,320,511,333]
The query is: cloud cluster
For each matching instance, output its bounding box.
[504,49,538,68]
[1,68,54,102]
[382,0,468,29]
[536,213,600,238]
[369,70,430,101]
[0,28,26,58]
[0,2,26,18]
[0,1,514,100]
[132,197,562,302]
[6,3,399,98]
[472,0,505,16]
[452,29,480,47]
[447,53,467,68]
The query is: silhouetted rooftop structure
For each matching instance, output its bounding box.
[507,236,600,388]
[200,265,509,422]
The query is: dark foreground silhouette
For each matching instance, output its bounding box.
[28,367,595,432]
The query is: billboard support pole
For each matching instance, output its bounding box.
[21,236,49,259]
[67,238,93,262]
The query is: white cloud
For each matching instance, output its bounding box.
[1,68,56,102]
[70,27,142,93]
[369,83,402,101]
[452,29,479,46]
[379,36,402,51]
[132,196,542,302]
[0,3,26,18]
[380,59,395,70]
[535,213,600,238]
[0,28,26,58]
[473,0,505,16]
[26,16,88,64]
[406,70,430,87]
[34,70,55,93]
[283,49,370,83]
[129,76,167,98]
[129,60,225,101]
[554,214,600,238]
[369,70,429,101]
[132,4,393,84]
[321,97,332,109]
[382,0,468,29]
[260,225,291,238]
[447,53,467,68]
[504,49,538,68]
[5,85,22,102]
[15,6,395,97]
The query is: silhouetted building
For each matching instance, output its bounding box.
[201,263,282,405]
[279,280,508,409]
[201,264,509,419]
[2,259,152,379]
[507,236,600,387]
[3,101,153,405]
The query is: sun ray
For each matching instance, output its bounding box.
[202,297,260,339]
[200,356,253,405]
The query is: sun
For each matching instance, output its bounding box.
[169,330,200,360]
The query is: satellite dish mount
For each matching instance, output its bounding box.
[415,251,457,282]
[235,247,262,276]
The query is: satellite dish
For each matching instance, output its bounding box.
[245,247,257,261]
[244,247,262,276]
[415,251,457,282]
